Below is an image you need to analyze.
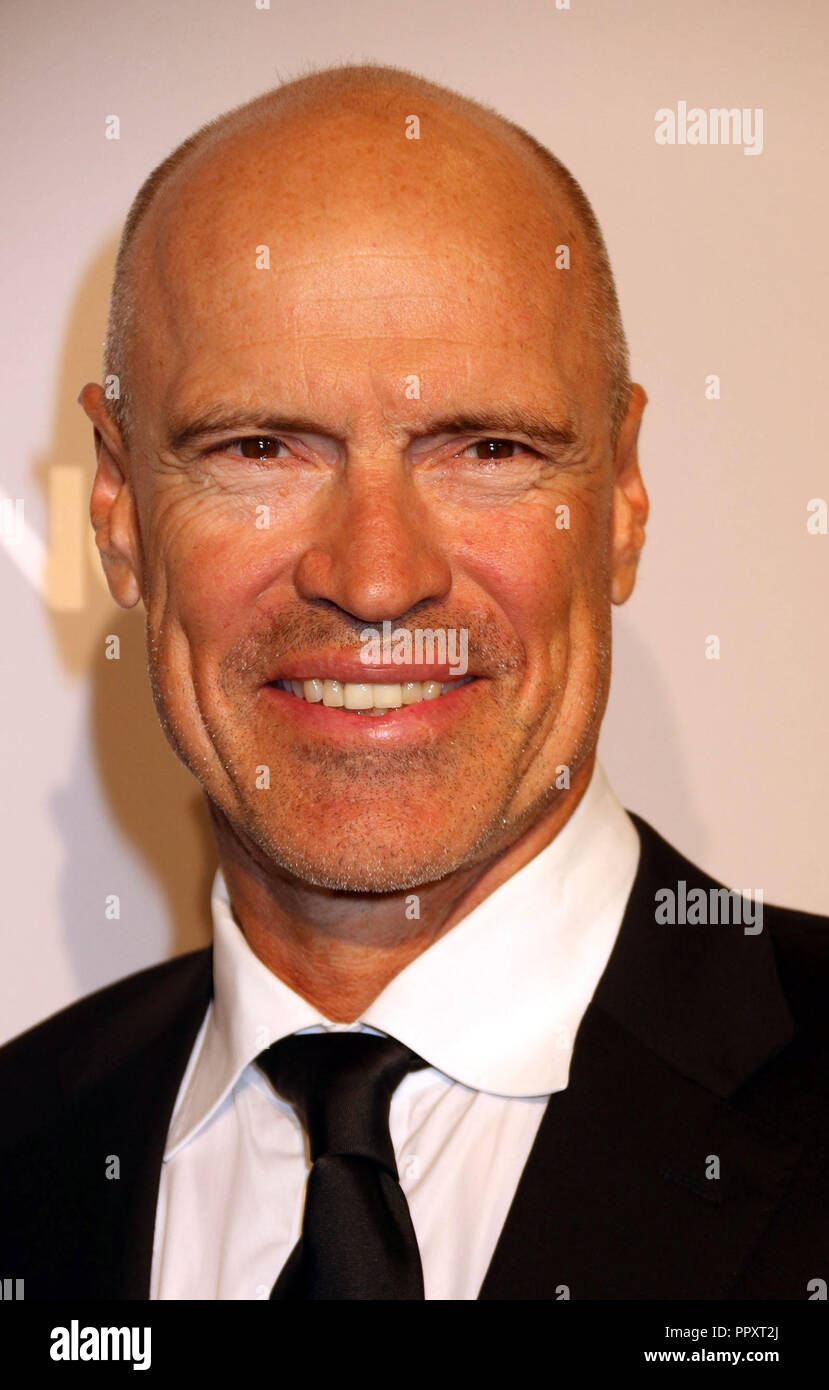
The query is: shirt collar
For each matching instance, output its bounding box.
[165,760,640,1157]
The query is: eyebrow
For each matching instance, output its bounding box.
[411,410,580,455]
[165,405,580,456]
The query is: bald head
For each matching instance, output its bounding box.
[102,62,630,451]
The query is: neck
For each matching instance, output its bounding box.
[209,755,596,1022]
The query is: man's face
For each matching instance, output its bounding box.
[92,109,645,891]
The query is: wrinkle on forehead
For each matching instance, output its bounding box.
[141,227,581,375]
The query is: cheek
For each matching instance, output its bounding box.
[146,495,291,646]
[453,509,579,649]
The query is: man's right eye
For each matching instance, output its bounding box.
[208,436,289,460]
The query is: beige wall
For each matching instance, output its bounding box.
[2,0,827,1043]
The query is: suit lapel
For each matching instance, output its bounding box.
[479,813,801,1299]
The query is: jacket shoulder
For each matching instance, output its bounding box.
[0,947,212,1129]
[629,810,829,1029]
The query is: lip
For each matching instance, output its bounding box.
[258,676,484,745]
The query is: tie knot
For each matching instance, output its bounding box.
[256,1031,427,1172]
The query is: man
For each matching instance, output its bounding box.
[1,62,827,1302]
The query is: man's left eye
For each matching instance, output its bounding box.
[455,438,535,461]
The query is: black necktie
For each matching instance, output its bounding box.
[256,1030,429,1300]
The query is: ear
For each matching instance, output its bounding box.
[609,383,649,605]
[78,383,144,608]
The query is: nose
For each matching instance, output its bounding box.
[294,457,452,624]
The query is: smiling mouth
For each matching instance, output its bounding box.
[268,676,477,715]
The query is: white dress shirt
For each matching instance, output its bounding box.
[150,760,640,1300]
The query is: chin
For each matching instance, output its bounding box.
[245,817,480,894]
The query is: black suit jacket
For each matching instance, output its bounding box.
[2,812,828,1300]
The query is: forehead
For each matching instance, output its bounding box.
[130,111,599,433]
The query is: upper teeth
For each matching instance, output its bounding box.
[274,676,473,712]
